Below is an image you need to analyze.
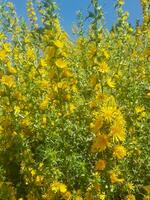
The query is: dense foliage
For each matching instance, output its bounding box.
[0,0,149,199]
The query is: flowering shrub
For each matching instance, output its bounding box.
[0,0,149,199]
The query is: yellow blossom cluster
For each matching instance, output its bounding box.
[0,0,149,199]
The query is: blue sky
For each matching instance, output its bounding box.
[10,0,142,37]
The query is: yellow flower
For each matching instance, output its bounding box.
[51,181,60,193]
[98,192,106,200]
[98,62,109,73]
[91,134,109,153]
[59,183,67,193]
[55,58,67,68]
[62,191,72,200]
[3,43,11,52]
[42,116,47,124]
[125,194,136,200]
[139,111,147,118]
[102,49,110,59]
[45,46,56,59]
[110,121,126,142]
[51,182,67,194]
[31,169,36,176]
[57,81,67,89]
[7,62,17,74]
[24,35,31,43]
[54,40,64,48]
[135,106,145,114]
[62,69,73,78]
[40,58,47,67]
[14,106,21,114]
[35,175,44,184]
[21,117,31,127]
[40,97,49,110]
[109,171,124,184]
[38,163,43,169]
[126,182,135,191]
[95,159,106,171]
[0,49,6,60]
[107,78,115,88]
[26,47,35,60]
[64,93,71,101]
[69,103,76,113]
[1,75,16,88]
[113,145,127,159]
[39,80,50,89]
[101,106,116,122]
